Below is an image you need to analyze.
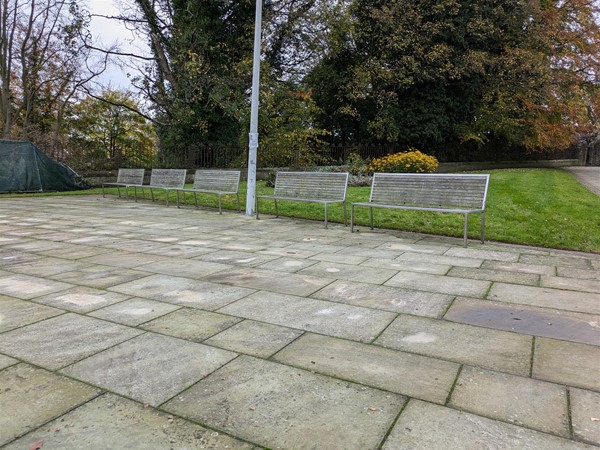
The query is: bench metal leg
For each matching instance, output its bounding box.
[102,185,106,198]
[193,192,198,208]
[236,193,241,212]
[165,190,170,207]
[481,212,485,243]
[464,213,469,247]
[350,205,355,232]
[324,203,328,229]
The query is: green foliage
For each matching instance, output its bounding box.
[368,150,439,174]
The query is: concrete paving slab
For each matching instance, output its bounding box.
[163,355,405,450]
[219,290,397,343]
[447,266,539,285]
[449,366,569,436]
[0,249,43,266]
[88,298,181,326]
[541,275,600,293]
[32,286,131,313]
[310,252,369,265]
[202,267,334,297]
[142,244,218,258]
[376,315,532,376]
[62,333,237,406]
[0,313,142,369]
[376,241,449,254]
[335,246,405,259]
[49,265,151,289]
[558,267,600,281]
[4,256,88,277]
[570,387,600,446]
[396,251,483,268]
[273,333,459,404]
[109,274,255,310]
[445,247,520,262]
[312,280,453,317]
[298,261,398,284]
[3,393,253,450]
[360,257,451,275]
[385,271,491,298]
[195,250,284,267]
[383,399,595,450]
[0,354,17,370]
[533,338,600,390]
[0,364,99,446]
[137,258,231,279]
[488,283,600,315]
[445,297,600,346]
[482,259,556,275]
[79,251,169,268]
[37,243,113,260]
[0,273,72,299]
[0,296,64,332]
[519,254,593,269]
[257,256,319,272]
[205,320,303,358]
[140,307,241,341]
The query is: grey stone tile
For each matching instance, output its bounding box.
[163,356,405,450]
[449,366,568,436]
[376,241,449,254]
[202,267,334,297]
[140,308,241,341]
[335,246,404,259]
[445,297,600,346]
[257,256,319,272]
[0,250,42,266]
[137,258,230,279]
[49,265,150,289]
[62,333,237,406]
[557,267,600,281]
[37,244,113,260]
[385,271,491,298]
[541,275,600,294]
[570,387,600,446]
[3,393,253,450]
[312,280,453,318]
[376,315,532,376]
[0,273,72,299]
[273,333,459,404]
[33,286,131,313]
[396,251,483,268]
[88,298,181,326]
[109,274,254,310]
[205,320,303,358]
[195,250,281,267]
[7,239,64,252]
[0,296,64,332]
[258,246,319,258]
[533,338,600,390]
[143,244,217,258]
[445,247,520,262]
[79,251,169,268]
[0,364,99,446]
[310,252,368,265]
[447,266,539,285]
[383,399,594,450]
[219,291,397,343]
[0,354,17,370]
[0,313,142,370]
[361,258,451,275]
[298,261,398,284]
[488,283,600,315]
[482,260,556,275]
[519,254,593,269]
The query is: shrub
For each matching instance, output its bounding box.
[368,149,439,174]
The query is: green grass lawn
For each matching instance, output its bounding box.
[4,168,599,253]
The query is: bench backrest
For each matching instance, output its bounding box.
[274,171,349,201]
[370,173,490,210]
[116,168,145,184]
[193,170,240,193]
[149,169,187,188]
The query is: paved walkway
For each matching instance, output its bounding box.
[0,195,599,449]
[565,166,600,197]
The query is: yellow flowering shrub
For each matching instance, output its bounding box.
[368,149,438,174]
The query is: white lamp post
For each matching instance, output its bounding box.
[245,0,263,216]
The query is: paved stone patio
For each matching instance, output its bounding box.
[0,195,599,449]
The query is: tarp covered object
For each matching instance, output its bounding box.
[0,140,89,192]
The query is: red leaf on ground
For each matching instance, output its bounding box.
[30,441,44,450]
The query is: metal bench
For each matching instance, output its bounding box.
[256,171,349,228]
[101,168,145,200]
[177,169,241,213]
[351,173,490,247]
[145,169,187,206]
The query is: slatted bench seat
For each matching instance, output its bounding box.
[102,168,145,200]
[177,169,241,213]
[351,173,490,247]
[256,171,349,228]
[145,169,187,206]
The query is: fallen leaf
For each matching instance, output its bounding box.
[143,403,149,408]
[30,441,44,450]
[591,417,600,422]
[367,406,378,412]
[249,405,256,411]
[167,415,174,423]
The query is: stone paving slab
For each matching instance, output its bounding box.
[533,338,600,390]
[137,258,231,279]
[0,249,43,266]
[312,280,453,317]
[488,283,600,315]
[205,320,304,358]
[395,251,483,268]
[383,399,596,450]
[445,247,520,262]
[449,366,569,436]
[0,364,99,446]
[570,387,600,446]
[0,273,72,300]
[273,333,459,404]
[376,241,449,254]
[360,257,451,275]
[88,297,181,326]
[140,307,241,341]
[257,256,319,272]
[558,267,600,281]
[445,297,600,346]
[79,251,169,268]
[3,393,254,450]
[0,296,64,332]
[219,290,397,343]
[541,275,600,293]
[0,354,17,370]
[163,355,406,450]
[385,271,491,298]
[299,261,398,284]
[376,315,532,376]
[519,253,594,269]
[0,313,142,370]
[482,259,556,275]
[62,332,237,406]
[3,256,91,277]
[109,274,255,309]
[447,266,539,285]
[49,265,151,289]
[32,286,132,313]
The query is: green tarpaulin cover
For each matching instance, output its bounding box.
[0,140,88,192]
